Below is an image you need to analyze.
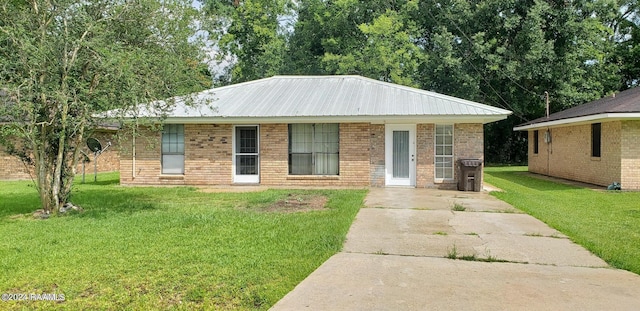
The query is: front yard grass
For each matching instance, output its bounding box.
[0,173,367,310]
[485,166,640,275]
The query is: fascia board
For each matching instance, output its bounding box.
[152,114,511,125]
[513,113,640,131]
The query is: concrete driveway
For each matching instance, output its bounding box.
[271,188,640,310]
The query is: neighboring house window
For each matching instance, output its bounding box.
[288,124,339,175]
[435,124,454,180]
[533,130,539,154]
[162,124,185,174]
[591,123,601,157]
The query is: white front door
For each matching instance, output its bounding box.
[385,124,416,186]
[233,125,260,183]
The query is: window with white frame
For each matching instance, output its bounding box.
[288,124,339,175]
[435,124,454,180]
[162,124,185,174]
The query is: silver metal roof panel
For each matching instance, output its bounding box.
[149,75,511,123]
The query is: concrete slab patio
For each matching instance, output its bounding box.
[271,187,640,310]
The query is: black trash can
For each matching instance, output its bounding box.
[457,159,483,192]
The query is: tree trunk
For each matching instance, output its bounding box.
[50,101,69,214]
[34,122,55,214]
[59,122,85,206]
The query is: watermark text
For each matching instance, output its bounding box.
[2,293,65,302]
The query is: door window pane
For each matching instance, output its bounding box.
[236,127,257,154]
[393,131,410,178]
[236,155,258,175]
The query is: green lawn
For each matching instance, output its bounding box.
[0,173,367,310]
[485,166,640,275]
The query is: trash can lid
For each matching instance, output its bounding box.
[459,159,482,167]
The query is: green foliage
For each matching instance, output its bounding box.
[0,174,367,310]
[485,166,640,275]
[198,0,640,163]
[0,0,210,213]
[415,0,623,163]
[323,7,424,87]
[452,203,466,211]
[204,0,295,83]
[278,0,639,163]
[288,0,424,86]
[612,0,640,88]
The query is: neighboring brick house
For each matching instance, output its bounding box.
[514,87,640,190]
[0,128,120,180]
[120,75,511,188]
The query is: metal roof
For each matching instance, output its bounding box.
[151,75,511,124]
[514,86,640,131]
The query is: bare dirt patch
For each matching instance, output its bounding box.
[264,194,328,213]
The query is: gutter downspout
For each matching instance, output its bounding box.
[545,91,550,176]
[547,127,551,176]
[132,119,137,179]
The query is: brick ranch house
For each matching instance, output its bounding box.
[514,86,640,190]
[120,75,511,188]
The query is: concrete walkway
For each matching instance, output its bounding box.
[271,188,640,310]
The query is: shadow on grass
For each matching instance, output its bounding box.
[76,178,120,186]
[1,180,161,220]
[0,190,41,218]
[76,203,156,219]
[1,191,158,220]
[486,170,580,192]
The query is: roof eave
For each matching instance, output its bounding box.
[513,113,640,131]
[157,114,511,125]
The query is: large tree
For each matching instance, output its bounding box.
[204,0,294,83]
[0,0,211,214]
[414,0,622,162]
[287,0,625,163]
[611,0,640,88]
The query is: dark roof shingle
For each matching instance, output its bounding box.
[517,87,640,128]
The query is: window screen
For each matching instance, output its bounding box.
[435,124,454,180]
[162,124,185,174]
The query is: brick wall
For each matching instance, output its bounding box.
[119,126,161,185]
[117,122,487,188]
[371,123,483,189]
[0,148,31,180]
[81,130,120,175]
[528,129,548,176]
[259,124,289,185]
[184,124,233,185]
[120,124,233,186]
[527,121,623,187]
[452,123,484,190]
[338,123,371,186]
[416,124,435,188]
[369,124,385,187]
[260,123,371,187]
[1,130,119,180]
[621,121,640,190]
[120,123,371,187]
